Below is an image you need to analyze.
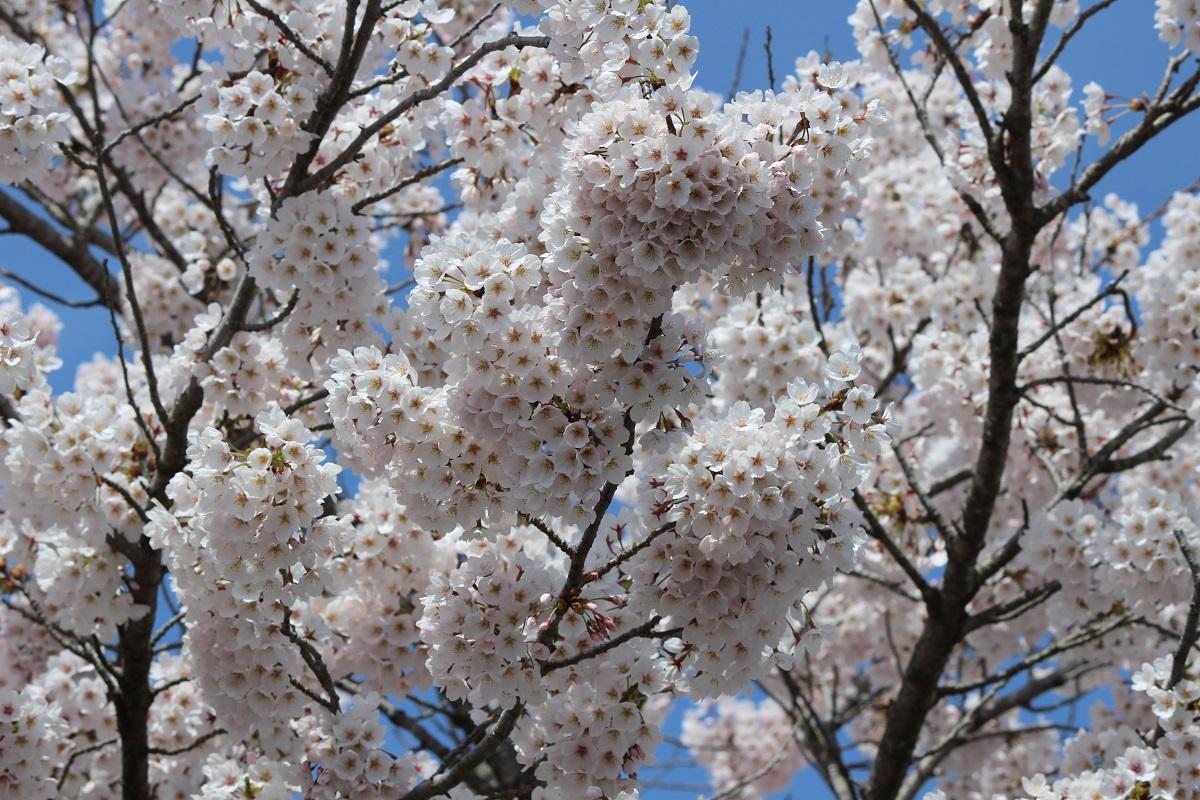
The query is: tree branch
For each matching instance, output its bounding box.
[0,190,120,307]
[298,34,550,194]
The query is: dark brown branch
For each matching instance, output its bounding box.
[244,0,335,75]
[1057,386,1188,502]
[101,94,202,157]
[1019,375,1183,412]
[877,319,929,397]
[595,521,676,580]
[864,1,1003,242]
[112,538,165,800]
[377,699,452,760]
[972,500,1030,588]
[57,737,118,791]
[98,476,151,525]
[298,33,550,194]
[774,670,858,800]
[964,580,1061,634]
[0,190,120,307]
[865,9,1049,796]
[18,184,121,258]
[1093,420,1193,475]
[285,388,331,416]
[898,0,996,146]
[938,614,1127,697]
[852,490,938,610]
[278,0,388,198]
[1168,529,1200,689]
[0,266,106,307]
[541,617,676,673]
[845,570,919,603]
[806,256,830,355]
[892,446,958,538]
[241,288,299,333]
[763,26,775,91]
[147,728,225,757]
[1039,64,1200,224]
[725,27,750,102]
[928,468,971,497]
[519,514,574,556]
[1019,270,1129,360]
[903,662,1094,799]
[282,609,341,714]
[96,150,173,430]
[449,2,503,48]
[351,157,464,213]
[150,611,185,647]
[1033,0,1122,84]
[405,329,655,800]
[104,295,164,468]
[0,394,17,426]
[1,593,118,693]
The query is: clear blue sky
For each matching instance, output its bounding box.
[4,2,1197,798]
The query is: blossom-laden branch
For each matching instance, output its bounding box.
[2,2,1200,800]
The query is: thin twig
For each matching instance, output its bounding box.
[57,737,118,790]
[726,27,750,102]
[0,266,106,307]
[147,728,225,756]
[763,26,776,91]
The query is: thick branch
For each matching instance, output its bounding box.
[0,189,120,307]
[865,10,1046,796]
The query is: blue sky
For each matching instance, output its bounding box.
[4,2,1199,798]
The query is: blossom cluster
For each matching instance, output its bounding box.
[1156,0,1200,54]
[0,303,37,395]
[145,405,348,757]
[124,252,209,349]
[999,653,1200,800]
[150,405,345,606]
[1133,190,1200,378]
[299,692,395,798]
[419,539,560,709]
[315,479,457,695]
[175,601,311,761]
[201,67,315,181]
[27,651,122,797]
[0,37,71,184]
[0,378,151,638]
[0,287,59,396]
[696,273,827,410]
[250,192,389,373]
[682,697,804,799]
[541,84,875,354]
[417,526,671,800]
[518,0,698,93]
[0,685,68,799]
[518,635,670,800]
[629,366,888,696]
[194,750,302,800]
[327,226,708,537]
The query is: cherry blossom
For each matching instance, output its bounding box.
[0,2,1199,800]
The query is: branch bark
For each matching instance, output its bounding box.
[0,189,121,307]
[864,9,1056,798]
